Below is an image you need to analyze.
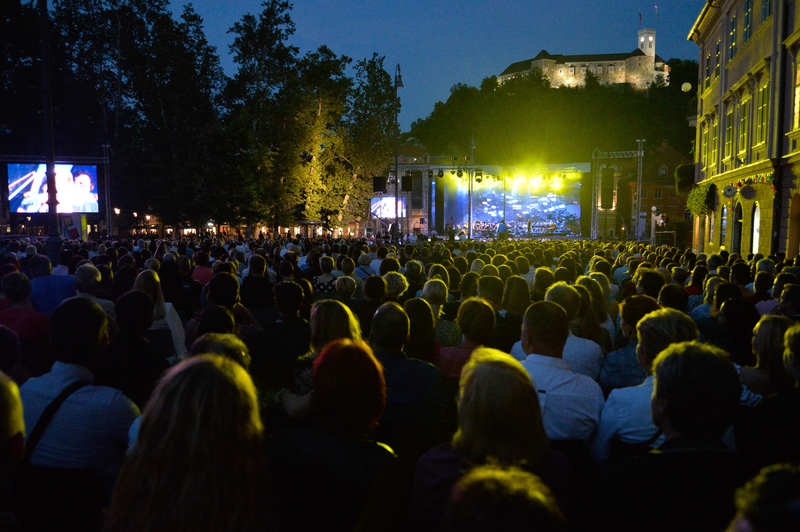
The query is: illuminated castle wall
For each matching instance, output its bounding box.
[498,29,669,90]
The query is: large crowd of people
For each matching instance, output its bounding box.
[0,235,799,531]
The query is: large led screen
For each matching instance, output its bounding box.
[370,196,406,219]
[8,163,99,214]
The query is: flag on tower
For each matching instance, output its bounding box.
[639,11,642,25]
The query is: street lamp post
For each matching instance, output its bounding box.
[393,64,403,246]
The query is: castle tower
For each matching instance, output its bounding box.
[638,28,656,57]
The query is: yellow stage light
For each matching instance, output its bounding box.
[530,176,542,188]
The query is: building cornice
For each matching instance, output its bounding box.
[689,1,723,45]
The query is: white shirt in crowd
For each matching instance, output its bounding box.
[520,353,605,442]
[590,376,662,462]
[511,333,604,381]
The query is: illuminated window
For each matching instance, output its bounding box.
[739,99,749,154]
[744,0,752,42]
[729,14,737,60]
[725,109,734,158]
[711,119,718,166]
[715,40,721,78]
[705,54,711,89]
[702,124,709,169]
[569,67,574,75]
[795,67,800,130]
[757,84,769,144]
[762,0,771,22]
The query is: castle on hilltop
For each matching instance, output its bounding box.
[498,29,670,89]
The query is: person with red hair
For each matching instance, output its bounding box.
[267,339,396,532]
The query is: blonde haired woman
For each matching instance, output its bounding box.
[133,269,186,360]
[411,348,568,530]
[423,279,461,347]
[106,356,268,532]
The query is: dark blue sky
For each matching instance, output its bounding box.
[179,0,703,130]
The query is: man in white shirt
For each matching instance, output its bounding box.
[512,281,603,380]
[519,301,604,442]
[590,308,698,462]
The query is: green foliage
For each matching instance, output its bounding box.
[408,61,698,164]
[674,164,696,196]
[0,0,397,230]
[686,184,714,217]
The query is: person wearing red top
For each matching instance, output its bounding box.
[190,251,214,286]
[0,272,52,376]
[436,297,496,379]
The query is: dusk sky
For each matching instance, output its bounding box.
[179,0,703,130]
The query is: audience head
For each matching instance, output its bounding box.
[370,302,410,352]
[28,254,52,278]
[0,371,24,477]
[658,284,689,313]
[189,333,250,370]
[335,276,356,300]
[309,300,361,353]
[274,281,303,317]
[51,298,108,367]
[206,272,240,310]
[364,275,386,302]
[636,308,699,373]
[728,463,800,532]
[115,290,154,337]
[620,295,660,337]
[108,355,265,532]
[782,322,800,383]
[651,341,741,440]
[1,272,30,304]
[383,271,409,300]
[521,301,569,358]
[456,297,496,346]
[311,339,386,437]
[454,348,548,468]
[478,276,504,308]
[544,282,580,321]
[196,306,236,337]
[74,264,102,295]
[446,464,566,532]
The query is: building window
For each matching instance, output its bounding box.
[559,69,563,74]
[744,0,752,42]
[705,54,711,89]
[757,84,769,144]
[721,206,727,246]
[655,189,663,199]
[702,124,709,168]
[740,99,749,154]
[795,67,800,130]
[729,14,737,60]
[725,109,734,158]
[569,67,574,75]
[763,0,772,21]
[581,67,586,73]
[711,119,718,166]
[609,66,614,73]
[715,40,721,78]
[641,189,648,199]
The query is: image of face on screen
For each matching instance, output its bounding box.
[8,164,99,214]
